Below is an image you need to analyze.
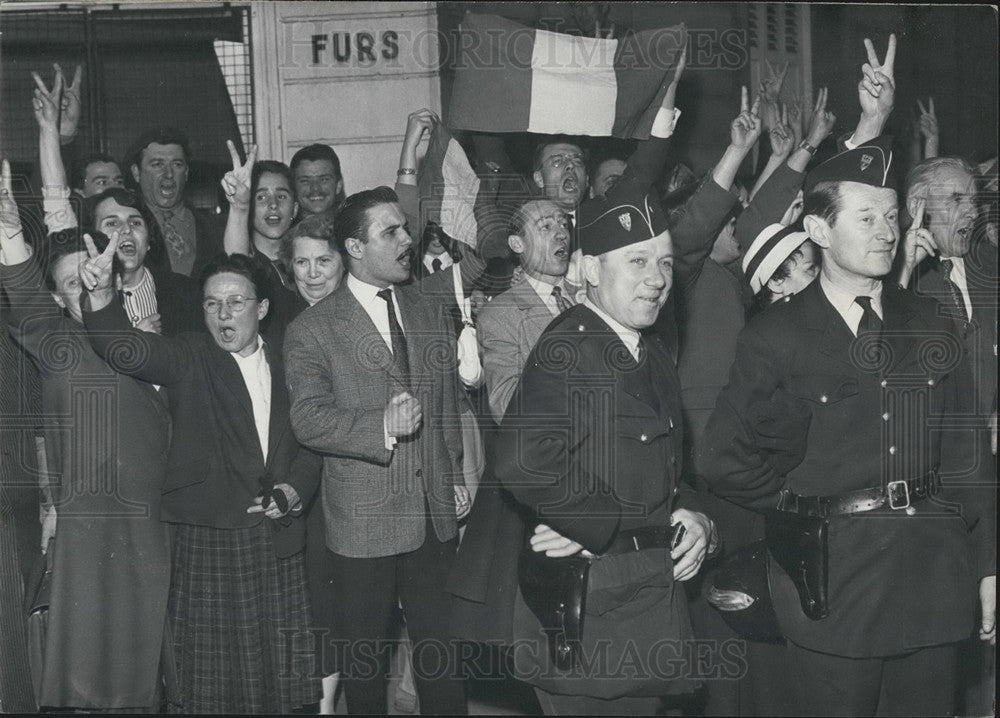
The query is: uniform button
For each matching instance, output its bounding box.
[819,394,828,403]
[888,446,897,455]
[577,324,585,331]
[640,433,648,442]
[880,379,888,388]
[882,412,890,421]
[927,378,935,386]
[905,506,917,516]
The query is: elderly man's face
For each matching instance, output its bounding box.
[533,143,588,211]
[583,231,673,330]
[509,200,571,284]
[132,142,187,210]
[912,166,978,258]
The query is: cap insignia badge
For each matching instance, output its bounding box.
[618,212,632,231]
[860,154,873,171]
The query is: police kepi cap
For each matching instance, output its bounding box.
[804,135,895,195]
[578,178,669,256]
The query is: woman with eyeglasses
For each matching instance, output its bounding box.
[78,240,322,713]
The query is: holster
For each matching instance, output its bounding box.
[764,510,829,620]
[518,545,591,670]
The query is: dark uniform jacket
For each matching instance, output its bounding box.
[492,304,702,698]
[701,279,996,658]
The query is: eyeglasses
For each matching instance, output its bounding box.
[202,295,258,314]
[545,154,585,170]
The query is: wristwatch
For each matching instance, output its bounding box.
[799,139,818,155]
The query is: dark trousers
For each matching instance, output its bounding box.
[326,521,466,715]
[787,640,959,717]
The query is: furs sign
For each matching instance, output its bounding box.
[310,31,400,66]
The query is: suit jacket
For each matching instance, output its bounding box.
[476,277,558,424]
[701,279,996,657]
[84,300,321,558]
[284,280,465,559]
[911,240,998,421]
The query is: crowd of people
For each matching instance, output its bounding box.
[0,19,995,718]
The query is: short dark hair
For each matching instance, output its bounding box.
[290,143,346,206]
[802,180,843,226]
[124,127,191,171]
[252,160,295,198]
[532,135,588,173]
[197,252,272,305]
[333,186,399,254]
[41,229,109,292]
[280,213,338,267]
[82,187,167,268]
[71,152,120,191]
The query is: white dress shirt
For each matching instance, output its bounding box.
[525,274,572,316]
[583,298,641,361]
[231,335,271,463]
[346,273,406,354]
[820,274,884,337]
[346,273,405,450]
[423,251,454,274]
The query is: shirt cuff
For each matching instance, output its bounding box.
[383,416,397,451]
[843,134,858,151]
[651,107,682,139]
[42,185,77,233]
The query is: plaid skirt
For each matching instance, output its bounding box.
[168,522,319,714]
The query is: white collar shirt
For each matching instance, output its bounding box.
[231,335,271,463]
[820,274,884,337]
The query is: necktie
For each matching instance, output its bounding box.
[377,288,411,385]
[431,257,442,273]
[566,213,577,252]
[854,296,884,335]
[939,259,970,329]
[636,336,646,365]
[161,209,189,259]
[551,285,572,314]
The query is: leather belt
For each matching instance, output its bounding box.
[604,525,678,555]
[776,472,941,518]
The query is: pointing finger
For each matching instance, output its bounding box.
[883,33,897,75]
[103,230,120,259]
[863,37,880,68]
[928,96,935,116]
[912,197,925,229]
[69,64,83,92]
[245,143,258,170]
[1,160,12,196]
[740,85,748,113]
[83,232,100,259]
[750,95,761,119]
[30,71,51,96]
[916,98,928,116]
[226,140,242,171]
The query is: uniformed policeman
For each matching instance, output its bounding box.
[494,179,718,715]
[701,135,996,716]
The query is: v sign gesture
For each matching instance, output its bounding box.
[220,140,258,212]
[80,231,119,294]
[859,33,896,120]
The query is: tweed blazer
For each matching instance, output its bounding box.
[284,279,465,558]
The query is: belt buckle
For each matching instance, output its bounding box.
[887,480,910,510]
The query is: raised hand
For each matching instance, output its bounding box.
[731,86,763,151]
[402,108,438,152]
[56,64,83,139]
[760,58,789,103]
[858,33,896,119]
[805,87,836,146]
[663,26,687,111]
[768,104,795,159]
[786,91,803,145]
[31,68,63,134]
[80,231,119,293]
[220,140,257,211]
[898,198,938,287]
[917,97,939,158]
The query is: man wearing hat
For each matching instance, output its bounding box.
[701,136,996,716]
[493,179,718,714]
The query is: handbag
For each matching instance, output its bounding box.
[24,538,55,702]
[517,544,591,670]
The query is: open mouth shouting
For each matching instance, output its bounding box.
[397,247,413,267]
